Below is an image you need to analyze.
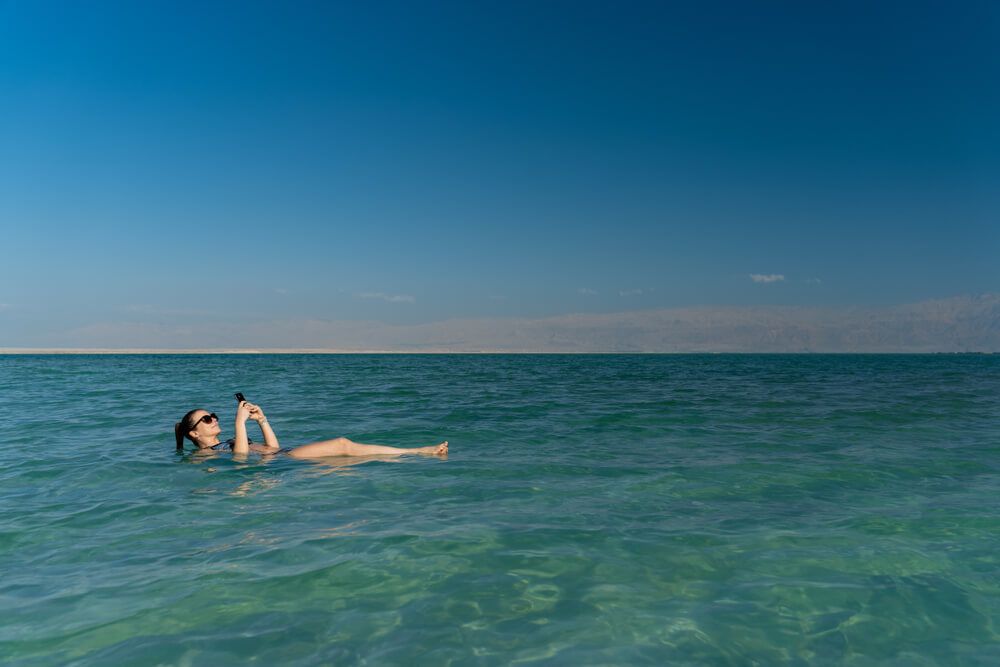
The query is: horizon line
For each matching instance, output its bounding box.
[0,348,995,355]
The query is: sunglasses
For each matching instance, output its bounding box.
[191,413,218,426]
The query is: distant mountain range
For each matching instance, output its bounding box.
[347,294,1000,353]
[0,294,1000,352]
[9,294,996,353]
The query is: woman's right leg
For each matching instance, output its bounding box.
[288,437,448,459]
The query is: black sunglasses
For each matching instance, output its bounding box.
[191,413,218,426]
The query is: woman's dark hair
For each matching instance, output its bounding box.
[175,409,205,451]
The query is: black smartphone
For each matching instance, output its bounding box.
[235,392,247,404]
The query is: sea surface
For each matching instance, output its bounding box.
[0,354,998,666]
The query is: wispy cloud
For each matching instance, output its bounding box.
[750,274,785,284]
[273,287,289,295]
[578,288,598,296]
[357,292,415,304]
[619,288,643,297]
[805,278,823,285]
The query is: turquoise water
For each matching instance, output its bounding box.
[1,354,998,665]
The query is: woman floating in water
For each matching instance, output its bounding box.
[175,399,448,459]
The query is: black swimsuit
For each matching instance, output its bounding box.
[212,439,292,454]
[211,438,247,450]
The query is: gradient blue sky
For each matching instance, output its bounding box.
[1,1,998,345]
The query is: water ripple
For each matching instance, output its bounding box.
[1,354,998,664]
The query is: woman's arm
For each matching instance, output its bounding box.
[233,401,252,454]
[248,404,280,451]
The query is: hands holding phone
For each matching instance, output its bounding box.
[231,392,279,452]
[235,392,267,424]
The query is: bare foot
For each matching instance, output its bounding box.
[420,441,448,456]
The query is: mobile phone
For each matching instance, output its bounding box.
[235,392,247,404]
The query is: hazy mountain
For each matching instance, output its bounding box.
[336,294,1000,353]
[20,294,998,353]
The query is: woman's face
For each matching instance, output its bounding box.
[187,410,221,443]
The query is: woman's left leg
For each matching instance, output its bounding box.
[287,437,448,459]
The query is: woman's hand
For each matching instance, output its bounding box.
[246,402,267,423]
[236,400,278,451]
[236,400,253,424]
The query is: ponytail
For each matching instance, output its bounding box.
[175,409,203,451]
[175,422,185,451]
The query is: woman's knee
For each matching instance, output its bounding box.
[310,436,349,448]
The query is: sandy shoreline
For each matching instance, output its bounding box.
[0,348,545,354]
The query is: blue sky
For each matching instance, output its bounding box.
[1,1,997,347]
